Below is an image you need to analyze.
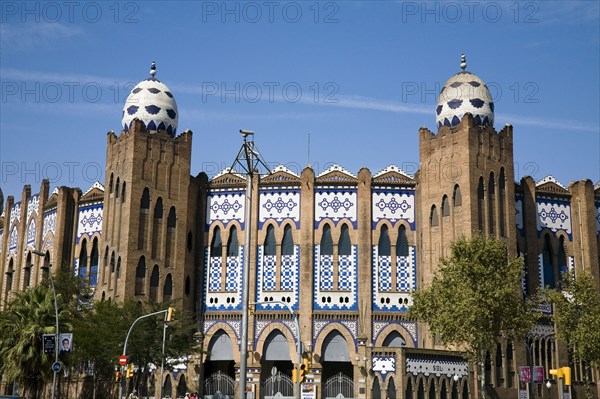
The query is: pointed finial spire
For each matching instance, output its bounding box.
[460,54,467,71]
[150,61,156,78]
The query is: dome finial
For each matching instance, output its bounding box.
[460,54,467,71]
[150,61,156,78]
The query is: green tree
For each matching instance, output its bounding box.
[71,300,195,398]
[548,270,600,397]
[410,235,540,398]
[0,283,72,398]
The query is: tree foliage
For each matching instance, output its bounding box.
[0,268,196,398]
[71,299,196,395]
[410,235,540,363]
[0,282,73,398]
[548,270,600,367]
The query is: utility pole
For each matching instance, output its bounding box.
[231,130,271,399]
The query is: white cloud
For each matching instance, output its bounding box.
[0,23,82,51]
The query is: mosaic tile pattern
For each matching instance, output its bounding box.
[313,245,358,310]
[207,191,245,228]
[536,200,572,239]
[372,190,415,229]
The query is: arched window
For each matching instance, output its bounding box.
[543,235,555,288]
[90,238,99,286]
[211,227,222,257]
[430,205,439,227]
[383,331,406,347]
[5,258,14,294]
[165,206,176,267]
[103,247,109,284]
[442,195,450,217]
[558,236,567,283]
[24,252,32,288]
[387,378,397,399]
[138,188,150,250]
[163,274,172,302]
[499,168,506,237]
[135,256,146,295]
[397,225,409,257]
[264,225,276,256]
[79,239,88,280]
[478,177,485,232]
[121,182,126,203]
[110,252,116,273]
[339,224,351,255]
[163,375,172,399]
[453,184,462,207]
[152,197,163,259]
[109,173,114,194]
[116,257,121,279]
[378,225,391,256]
[149,265,159,302]
[440,380,447,399]
[488,172,496,235]
[227,226,239,257]
[320,224,333,256]
[372,377,381,399]
[406,379,413,399]
[281,224,294,256]
[115,177,120,198]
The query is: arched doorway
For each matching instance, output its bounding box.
[321,331,354,399]
[261,330,294,399]
[204,330,235,399]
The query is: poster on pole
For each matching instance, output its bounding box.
[301,384,316,399]
[59,333,73,353]
[42,334,55,354]
[519,366,531,383]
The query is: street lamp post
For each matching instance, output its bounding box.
[230,129,270,399]
[33,250,59,399]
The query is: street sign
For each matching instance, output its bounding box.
[119,355,128,366]
[52,362,61,373]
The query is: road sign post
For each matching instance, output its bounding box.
[119,355,128,367]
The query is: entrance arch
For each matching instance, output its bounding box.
[204,330,235,399]
[261,330,294,399]
[320,330,354,399]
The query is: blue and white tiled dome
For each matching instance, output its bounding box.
[436,55,494,129]
[121,62,178,136]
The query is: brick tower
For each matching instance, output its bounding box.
[98,63,199,312]
[416,54,517,310]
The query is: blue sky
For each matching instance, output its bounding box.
[1,1,599,200]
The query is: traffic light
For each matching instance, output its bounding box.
[563,367,571,386]
[166,307,175,322]
[291,369,299,383]
[299,357,309,382]
[126,365,134,379]
[549,367,571,386]
[549,368,564,379]
[115,371,121,382]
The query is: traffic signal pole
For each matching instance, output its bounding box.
[549,367,571,399]
[119,307,174,399]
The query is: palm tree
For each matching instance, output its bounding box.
[0,284,71,398]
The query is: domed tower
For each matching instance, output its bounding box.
[416,54,517,295]
[99,63,198,312]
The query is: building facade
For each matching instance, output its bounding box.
[1,58,599,399]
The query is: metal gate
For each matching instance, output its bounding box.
[324,372,354,399]
[261,372,294,399]
[204,371,235,399]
